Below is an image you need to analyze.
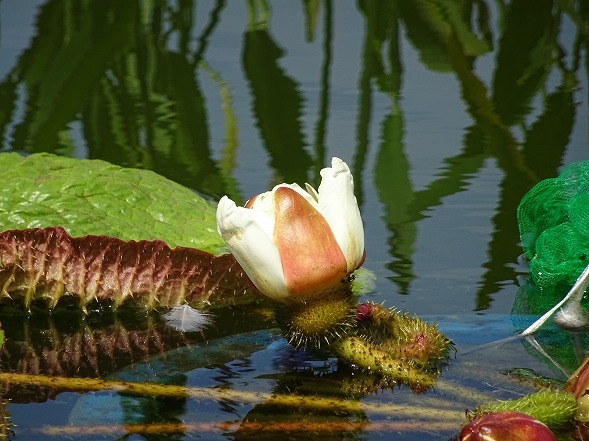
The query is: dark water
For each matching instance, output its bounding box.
[0,1,588,439]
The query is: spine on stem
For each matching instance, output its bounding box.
[331,336,436,391]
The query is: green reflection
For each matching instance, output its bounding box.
[243,6,311,184]
[396,0,491,72]
[310,0,332,182]
[0,0,585,310]
[492,0,555,126]
[355,0,401,207]
[0,0,239,199]
[369,0,585,310]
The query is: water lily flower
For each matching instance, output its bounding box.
[216,157,365,302]
[459,411,556,441]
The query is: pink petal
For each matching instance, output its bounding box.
[273,187,348,296]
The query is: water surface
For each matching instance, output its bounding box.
[0,1,588,439]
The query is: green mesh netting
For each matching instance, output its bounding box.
[513,162,589,379]
[517,161,589,299]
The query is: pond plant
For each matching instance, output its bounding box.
[2,154,589,438]
[216,157,452,388]
[0,0,587,438]
[0,153,452,392]
[459,411,557,441]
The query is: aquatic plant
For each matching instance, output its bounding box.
[0,226,256,312]
[216,157,365,303]
[0,153,452,390]
[216,157,452,388]
[457,355,589,436]
[217,158,366,352]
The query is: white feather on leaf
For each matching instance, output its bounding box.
[163,304,212,333]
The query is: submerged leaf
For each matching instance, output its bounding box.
[0,227,257,311]
[163,304,212,333]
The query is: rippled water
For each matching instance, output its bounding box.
[0,1,588,439]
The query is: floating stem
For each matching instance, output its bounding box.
[356,302,453,367]
[273,294,452,389]
[331,336,437,391]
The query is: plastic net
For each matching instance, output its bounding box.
[517,161,589,300]
[511,278,589,377]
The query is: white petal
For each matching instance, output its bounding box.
[317,158,365,272]
[242,192,276,236]
[304,183,319,202]
[216,196,290,301]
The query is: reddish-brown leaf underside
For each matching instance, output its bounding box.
[0,227,258,311]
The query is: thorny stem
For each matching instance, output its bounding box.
[331,336,436,391]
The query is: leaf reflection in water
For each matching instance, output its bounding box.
[38,314,562,440]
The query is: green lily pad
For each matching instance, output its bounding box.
[0,153,225,254]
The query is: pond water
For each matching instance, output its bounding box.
[0,1,588,440]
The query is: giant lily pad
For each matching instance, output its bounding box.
[0,153,225,253]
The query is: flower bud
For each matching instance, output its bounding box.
[459,411,556,441]
[216,157,365,302]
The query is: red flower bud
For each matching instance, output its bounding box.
[355,302,373,321]
[459,411,556,441]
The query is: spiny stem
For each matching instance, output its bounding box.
[273,284,357,349]
[331,336,437,391]
[473,389,577,428]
